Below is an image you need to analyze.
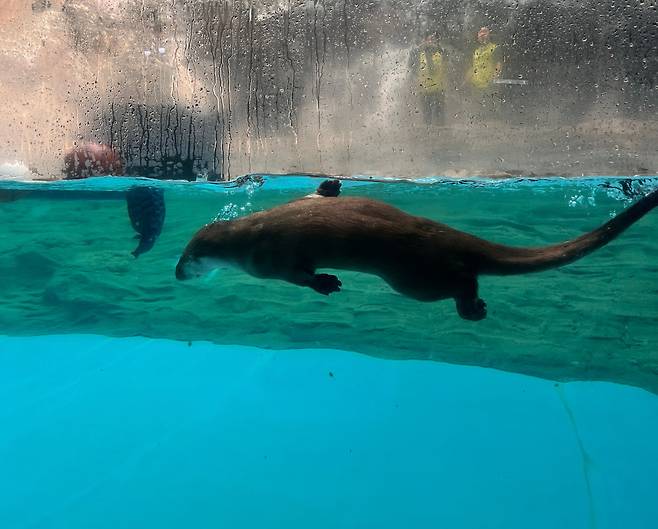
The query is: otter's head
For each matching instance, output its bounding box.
[175,223,232,280]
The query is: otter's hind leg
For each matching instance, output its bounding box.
[455,276,487,321]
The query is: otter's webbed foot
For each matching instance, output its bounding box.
[316,179,342,197]
[456,297,487,321]
[310,273,342,295]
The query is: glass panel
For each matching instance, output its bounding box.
[1,0,657,179]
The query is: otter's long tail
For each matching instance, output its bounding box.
[479,187,658,275]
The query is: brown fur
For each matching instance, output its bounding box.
[176,181,658,320]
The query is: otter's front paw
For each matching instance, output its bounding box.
[311,273,342,295]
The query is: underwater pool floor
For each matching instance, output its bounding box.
[1,334,657,529]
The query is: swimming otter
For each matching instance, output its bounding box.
[0,144,165,257]
[126,186,166,257]
[176,180,658,320]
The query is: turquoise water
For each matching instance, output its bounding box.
[0,175,656,390]
[1,335,658,529]
[1,175,657,528]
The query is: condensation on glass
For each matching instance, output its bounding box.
[0,0,657,179]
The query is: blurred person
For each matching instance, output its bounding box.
[466,26,503,116]
[468,26,502,89]
[410,32,447,126]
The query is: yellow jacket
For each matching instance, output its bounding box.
[469,43,500,89]
[418,49,445,93]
